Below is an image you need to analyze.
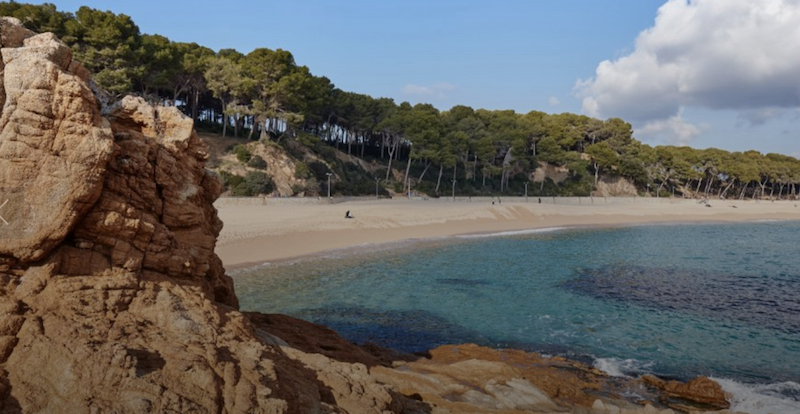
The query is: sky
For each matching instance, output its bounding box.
[44,0,800,157]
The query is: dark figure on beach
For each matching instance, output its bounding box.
[345,210,354,219]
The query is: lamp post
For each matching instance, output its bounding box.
[326,173,332,198]
[451,179,457,201]
[646,183,651,197]
[524,182,528,202]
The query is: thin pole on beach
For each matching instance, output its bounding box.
[524,182,528,202]
[326,173,332,198]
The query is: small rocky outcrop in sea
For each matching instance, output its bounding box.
[643,375,731,412]
[0,17,738,414]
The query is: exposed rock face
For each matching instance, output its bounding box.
[593,175,638,197]
[260,144,302,197]
[0,21,113,264]
[0,18,347,414]
[532,162,570,185]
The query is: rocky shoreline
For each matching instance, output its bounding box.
[250,313,736,414]
[0,17,745,413]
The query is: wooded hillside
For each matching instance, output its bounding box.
[4,1,800,199]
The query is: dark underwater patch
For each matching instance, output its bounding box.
[297,306,492,353]
[564,265,800,335]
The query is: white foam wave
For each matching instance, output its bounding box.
[593,357,652,378]
[712,377,800,414]
[228,261,272,276]
[457,227,569,239]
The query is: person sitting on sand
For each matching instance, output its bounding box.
[345,210,354,219]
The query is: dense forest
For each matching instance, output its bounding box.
[3,1,800,199]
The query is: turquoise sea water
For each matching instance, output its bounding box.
[233,221,800,413]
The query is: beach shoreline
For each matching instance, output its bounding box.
[220,197,800,413]
[215,196,800,270]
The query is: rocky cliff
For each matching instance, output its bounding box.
[0,18,736,414]
[0,17,376,413]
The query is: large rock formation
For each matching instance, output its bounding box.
[0,18,740,414]
[0,17,404,414]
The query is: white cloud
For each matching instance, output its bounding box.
[576,0,800,142]
[402,82,457,99]
[637,110,704,146]
[548,96,560,107]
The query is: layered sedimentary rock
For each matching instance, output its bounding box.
[0,18,738,414]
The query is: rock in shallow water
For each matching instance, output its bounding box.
[643,375,731,411]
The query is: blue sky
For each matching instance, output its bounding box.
[46,0,800,157]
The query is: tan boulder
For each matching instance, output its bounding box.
[0,26,114,264]
[643,375,731,411]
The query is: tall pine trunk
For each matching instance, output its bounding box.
[434,164,444,195]
[192,90,199,123]
[720,179,736,199]
[385,138,397,181]
[248,116,255,140]
[704,176,714,198]
[222,116,228,138]
[361,133,366,158]
[418,160,431,182]
[403,156,412,196]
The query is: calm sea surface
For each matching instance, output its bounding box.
[233,221,800,413]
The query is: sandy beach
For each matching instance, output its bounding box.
[215,196,800,269]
